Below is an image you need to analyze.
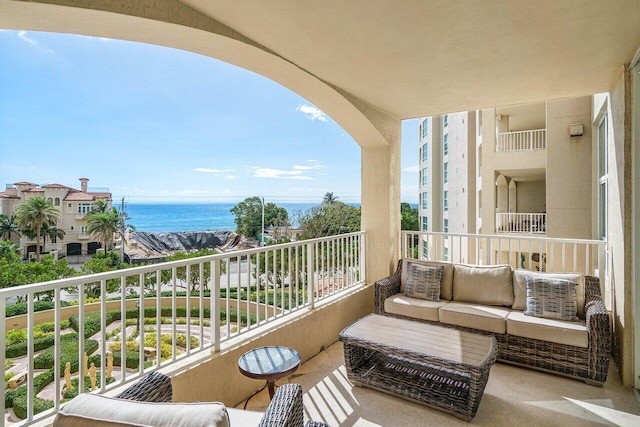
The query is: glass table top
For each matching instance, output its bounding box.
[238,346,301,377]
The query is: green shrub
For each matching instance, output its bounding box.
[11,394,53,419]
[61,374,115,400]
[5,335,55,358]
[33,334,98,370]
[5,300,70,318]
[112,351,145,369]
[69,310,121,338]
[5,329,27,347]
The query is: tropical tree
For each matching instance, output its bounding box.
[297,201,361,239]
[230,197,289,238]
[86,208,119,255]
[41,221,66,252]
[322,192,338,205]
[400,202,419,231]
[89,199,109,214]
[14,197,61,261]
[0,214,20,241]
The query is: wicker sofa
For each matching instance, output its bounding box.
[53,371,329,427]
[374,259,611,385]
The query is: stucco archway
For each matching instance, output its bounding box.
[0,0,401,279]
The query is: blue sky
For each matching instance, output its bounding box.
[0,30,419,204]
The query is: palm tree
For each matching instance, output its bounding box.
[87,208,119,255]
[0,214,20,241]
[90,199,109,214]
[15,197,60,261]
[41,221,65,253]
[322,192,338,205]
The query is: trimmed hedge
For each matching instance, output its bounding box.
[5,335,55,358]
[33,334,98,370]
[6,300,70,318]
[69,310,121,339]
[11,393,53,419]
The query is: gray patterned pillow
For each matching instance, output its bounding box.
[523,276,578,321]
[404,264,444,301]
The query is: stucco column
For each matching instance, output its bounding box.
[361,128,402,284]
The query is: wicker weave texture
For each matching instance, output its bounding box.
[115,371,173,402]
[374,265,611,385]
[257,383,304,427]
[340,317,498,421]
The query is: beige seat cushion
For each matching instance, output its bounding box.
[506,311,588,348]
[512,270,585,318]
[452,264,514,307]
[401,259,454,300]
[53,393,230,427]
[227,408,265,426]
[385,294,447,322]
[439,302,511,334]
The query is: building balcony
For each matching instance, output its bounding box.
[78,233,90,240]
[496,129,546,152]
[496,212,546,234]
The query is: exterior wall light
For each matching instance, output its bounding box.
[569,123,584,137]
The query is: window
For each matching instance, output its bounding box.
[78,203,92,214]
[443,114,448,128]
[421,118,429,138]
[443,191,449,211]
[81,226,87,234]
[421,167,428,186]
[443,162,448,183]
[47,197,53,204]
[598,114,608,239]
[422,216,428,231]
[422,143,428,162]
[444,219,449,232]
[422,192,428,209]
[443,134,448,156]
[54,197,60,206]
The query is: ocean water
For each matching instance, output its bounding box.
[125,202,319,233]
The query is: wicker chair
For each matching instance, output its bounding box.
[54,371,330,427]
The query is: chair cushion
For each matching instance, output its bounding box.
[506,311,588,348]
[401,259,454,300]
[384,294,447,322]
[452,264,514,307]
[513,270,585,318]
[53,393,230,427]
[438,302,511,334]
[227,408,265,426]
[524,276,579,321]
[403,264,444,301]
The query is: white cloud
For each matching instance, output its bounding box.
[293,164,323,170]
[296,104,328,122]
[252,167,313,180]
[17,31,37,46]
[403,165,419,173]
[194,168,234,174]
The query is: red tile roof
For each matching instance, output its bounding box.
[0,191,19,199]
[64,191,96,201]
[41,183,70,189]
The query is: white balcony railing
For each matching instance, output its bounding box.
[401,231,605,285]
[496,129,546,152]
[496,212,546,234]
[1,232,365,425]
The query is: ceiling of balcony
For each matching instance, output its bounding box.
[1,0,639,122]
[180,0,640,118]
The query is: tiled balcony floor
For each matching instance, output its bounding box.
[239,343,640,426]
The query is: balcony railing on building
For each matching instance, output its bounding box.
[401,231,606,301]
[496,212,546,234]
[1,232,365,426]
[496,129,546,152]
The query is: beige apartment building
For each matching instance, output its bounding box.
[0,177,112,258]
[419,96,599,267]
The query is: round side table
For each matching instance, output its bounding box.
[238,346,301,409]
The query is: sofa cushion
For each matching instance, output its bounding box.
[513,270,585,318]
[439,302,511,334]
[385,294,446,322]
[404,264,444,301]
[506,311,588,348]
[452,264,514,307]
[524,276,579,321]
[53,393,230,427]
[401,259,454,300]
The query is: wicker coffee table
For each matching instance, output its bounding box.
[339,314,497,421]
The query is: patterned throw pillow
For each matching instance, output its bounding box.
[523,276,579,321]
[403,264,444,301]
